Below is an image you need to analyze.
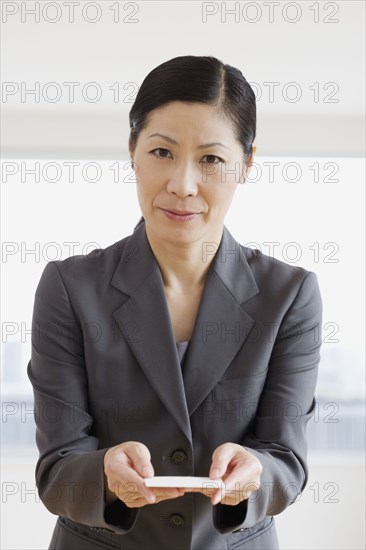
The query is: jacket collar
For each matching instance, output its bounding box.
[111,220,259,442]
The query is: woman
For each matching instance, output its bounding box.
[27,55,322,550]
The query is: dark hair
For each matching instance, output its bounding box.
[129,55,256,164]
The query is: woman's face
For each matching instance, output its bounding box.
[129,100,250,247]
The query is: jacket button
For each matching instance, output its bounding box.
[169,514,185,527]
[171,450,187,464]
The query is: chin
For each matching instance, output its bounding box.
[159,225,202,244]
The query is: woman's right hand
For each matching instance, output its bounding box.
[103,441,185,508]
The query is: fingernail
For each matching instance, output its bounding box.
[211,469,220,478]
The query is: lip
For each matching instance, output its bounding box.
[163,208,200,215]
[160,208,201,222]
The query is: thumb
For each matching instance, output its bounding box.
[125,442,154,478]
[209,444,235,479]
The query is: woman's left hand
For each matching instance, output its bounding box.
[185,443,263,506]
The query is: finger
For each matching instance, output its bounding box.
[212,462,261,506]
[124,442,155,478]
[104,443,156,504]
[112,474,186,506]
[123,443,156,502]
[209,443,237,479]
[108,474,151,504]
[139,484,184,502]
[151,488,185,502]
[211,487,226,506]
[182,484,225,503]
[221,453,261,491]
[121,487,185,508]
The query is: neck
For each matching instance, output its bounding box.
[145,223,224,293]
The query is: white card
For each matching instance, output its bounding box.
[143,476,224,488]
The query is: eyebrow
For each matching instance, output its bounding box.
[147,133,230,151]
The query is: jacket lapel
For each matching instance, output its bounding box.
[110,221,259,438]
[182,225,259,415]
[111,224,192,441]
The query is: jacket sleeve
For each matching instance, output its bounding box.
[27,261,139,534]
[213,270,323,532]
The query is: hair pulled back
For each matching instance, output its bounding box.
[129,55,256,164]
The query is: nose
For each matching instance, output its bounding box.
[166,162,199,197]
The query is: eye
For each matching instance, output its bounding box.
[149,148,172,159]
[201,154,224,164]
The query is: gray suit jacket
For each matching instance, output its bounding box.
[27,219,322,550]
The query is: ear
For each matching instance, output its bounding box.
[241,143,256,183]
[128,138,135,167]
[247,142,256,169]
[251,142,257,161]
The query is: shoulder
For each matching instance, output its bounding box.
[243,244,309,280]
[222,225,316,293]
[240,244,321,305]
[35,234,131,291]
[236,246,323,334]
